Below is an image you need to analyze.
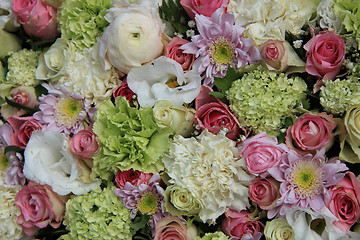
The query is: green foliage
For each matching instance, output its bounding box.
[159,0,192,36]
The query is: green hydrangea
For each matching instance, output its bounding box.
[334,0,360,47]
[58,0,112,49]
[194,231,230,240]
[320,78,360,115]
[5,49,41,86]
[226,67,307,137]
[93,97,172,179]
[61,185,133,240]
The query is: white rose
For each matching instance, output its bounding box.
[127,56,201,107]
[99,6,164,74]
[36,38,76,81]
[264,218,295,240]
[153,100,195,137]
[23,130,100,196]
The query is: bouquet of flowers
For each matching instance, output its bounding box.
[1,0,360,239]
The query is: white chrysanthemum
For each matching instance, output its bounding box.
[23,130,101,196]
[0,184,23,240]
[162,130,254,223]
[58,43,119,106]
[228,0,319,45]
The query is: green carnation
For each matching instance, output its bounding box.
[334,0,360,47]
[5,49,41,86]
[58,0,112,49]
[61,185,133,240]
[320,78,360,115]
[163,184,201,217]
[226,67,307,137]
[194,231,230,240]
[93,97,172,179]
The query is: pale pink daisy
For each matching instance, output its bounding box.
[268,149,348,218]
[181,7,260,85]
[33,83,95,136]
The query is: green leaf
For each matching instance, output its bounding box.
[208,91,225,99]
[214,66,243,94]
[5,97,37,115]
[130,213,151,232]
[159,0,192,36]
[4,145,24,154]
[35,84,48,98]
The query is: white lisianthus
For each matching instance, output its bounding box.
[99,5,164,74]
[285,207,360,240]
[0,184,23,240]
[23,130,101,196]
[36,38,77,81]
[57,42,119,106]
[153,100,195,137]
[0,1,20,32]
[127,56,201,107]
[162,130,254,223]
[228,0,319,46]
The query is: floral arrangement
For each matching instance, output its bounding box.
[1,0,360,239]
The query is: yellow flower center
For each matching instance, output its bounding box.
[137,192,159,215]
[208,36,236,68]
[53,97,84,128]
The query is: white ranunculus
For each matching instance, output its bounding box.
[36,38,77,81]
[127,56,201,107]
[23,130,100,196]
[0,184,23,240]
[99,6,164,74]
[58,42,120,106]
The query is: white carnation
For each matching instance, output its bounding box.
[228,0,319,45]
[23,131,100,196]
[0,184,23,240]
[58,43,119,106]
[316,0,342,33]
[162,130,254,223]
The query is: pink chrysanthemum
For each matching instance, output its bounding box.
[34,84,95,136]
[181,8,260,85]
[114,173,168,229]
[268,149,348,217]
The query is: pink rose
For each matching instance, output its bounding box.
[154,215,197,240]
[286,112,337,155]
[12,0,59,40]
[260,40,287,71]
[195,85,247,141]
[326,172,360,232]
[166,37,195,72]
[115,169,153,190]
[241,132,289,176]
[304,31,345,92]
[222,209,264,240]
[15,181,68,236]
[7,115,42,148]
[180,0,229,20]
[113,77,138,105]
[69,128,100,160]
[249,177,281,210]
